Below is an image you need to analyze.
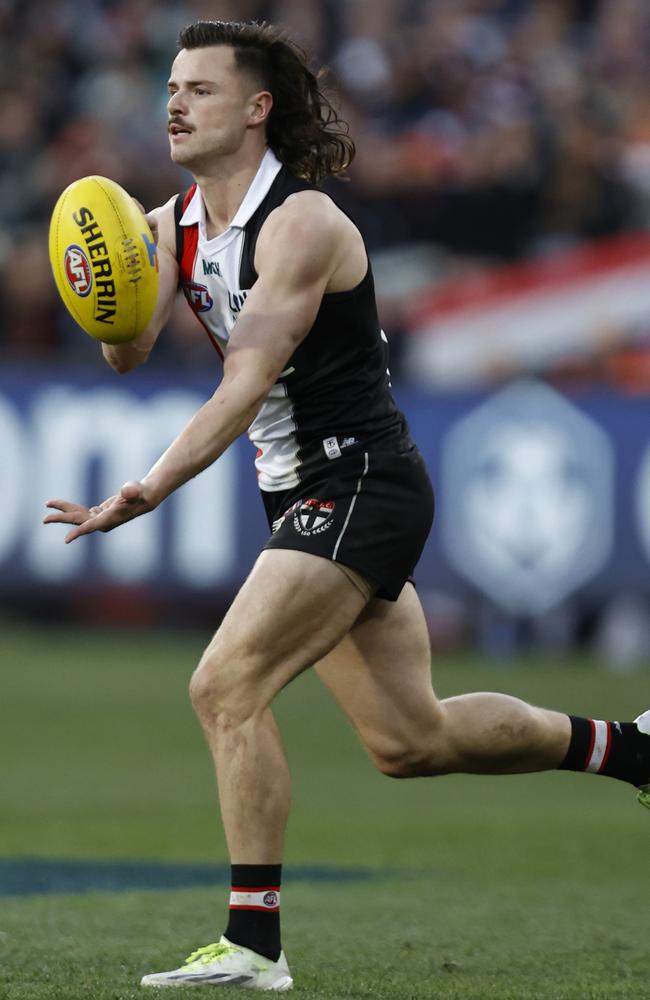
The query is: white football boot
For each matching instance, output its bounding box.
[140,937,293,990]
[635,710,650,810]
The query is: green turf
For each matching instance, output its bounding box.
[0,624,648,999]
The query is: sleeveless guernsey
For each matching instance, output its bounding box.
[173,149,408,491]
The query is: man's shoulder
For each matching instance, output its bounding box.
[261,189,352,247]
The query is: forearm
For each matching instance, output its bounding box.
[142,373,267,502]
[101,247,177,373]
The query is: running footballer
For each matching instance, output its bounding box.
[44,20,650,991]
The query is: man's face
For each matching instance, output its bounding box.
[167,46,259,168]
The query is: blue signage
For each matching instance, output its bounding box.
[2,368,649,612]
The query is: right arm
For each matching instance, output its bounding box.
[102,196,179,374]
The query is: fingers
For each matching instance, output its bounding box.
[43,500,90,526]
[64,518,104,544]
[43,512,86,526]
[45,499,82,513]
[44,484,150,542]
[132,198,159,245]
[145,214,159,245]
[63,503,123,543]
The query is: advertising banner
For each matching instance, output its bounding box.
[2,368,649,614]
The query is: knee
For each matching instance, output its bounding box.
[189,645,256,728]
[368,737,450,780]
[188,659,219,718]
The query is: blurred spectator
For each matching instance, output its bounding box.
[2,0,650,385]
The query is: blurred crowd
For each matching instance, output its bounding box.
[3,0,650,378]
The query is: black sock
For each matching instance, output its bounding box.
[559,715,650,786]
[224,864,282,962]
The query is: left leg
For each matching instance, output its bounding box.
[315,582,570,779]
[316,584,648,789]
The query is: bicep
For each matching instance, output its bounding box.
[223,269,326,386]
[224,205,338,382]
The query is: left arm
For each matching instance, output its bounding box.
[44,194,345,542]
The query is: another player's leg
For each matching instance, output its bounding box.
[141,549,370,990]
[316,584,650,799]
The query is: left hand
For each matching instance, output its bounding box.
[43,481,156,543]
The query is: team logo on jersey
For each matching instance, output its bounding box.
[64,244,92,297]
[184,280,213,313]
[292,499,336,536]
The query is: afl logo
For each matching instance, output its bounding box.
[64,244,93,297]
[263,891,278,907]
[184,280,214,313]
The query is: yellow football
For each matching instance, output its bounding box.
[49,175,159,344]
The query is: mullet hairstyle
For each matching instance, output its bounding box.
[177,20,355,183]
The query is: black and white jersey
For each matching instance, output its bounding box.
[174,149,408,491]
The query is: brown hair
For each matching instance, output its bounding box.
[177,20,355,183]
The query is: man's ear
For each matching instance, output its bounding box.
[248,90,273,126]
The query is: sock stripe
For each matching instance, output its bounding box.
[229,889,280,912]
[229,905,280,912]
[231,886,280,893]
[585,719,611,773]
[598,721,613,773]
[561,714,649,787]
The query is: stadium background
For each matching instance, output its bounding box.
[1,2,648,998]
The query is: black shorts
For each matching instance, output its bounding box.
[261,441,435,601]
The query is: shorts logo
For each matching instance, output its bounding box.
[64,244,92,297]
[184,280,213,312]
[292,499,336,536]
[263,891,278,907]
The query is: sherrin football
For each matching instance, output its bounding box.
[49,175,159,344]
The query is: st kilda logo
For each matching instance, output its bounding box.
[64,244,93,297]
[291,498,336,536]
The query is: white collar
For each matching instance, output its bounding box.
[180,149,283,234]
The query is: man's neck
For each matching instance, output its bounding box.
[194,147,268,239]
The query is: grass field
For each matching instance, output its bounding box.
[1,623,648,999]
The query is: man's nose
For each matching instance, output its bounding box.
[167,91,187,114]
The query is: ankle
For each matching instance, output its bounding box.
[559,715,650,786]
[224,864,282,962]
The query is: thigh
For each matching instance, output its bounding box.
[200,548,369,710]
[315,584,444,760]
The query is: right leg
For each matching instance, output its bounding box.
[188,549,368,865]
[142,548,370,990]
